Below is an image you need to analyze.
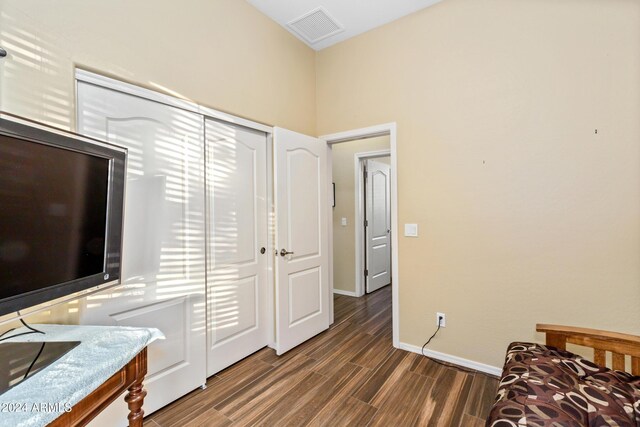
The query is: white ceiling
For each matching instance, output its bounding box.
[246,0,443,51]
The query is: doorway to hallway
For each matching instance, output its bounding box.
[329,136,390,297]
[322,123,400,349]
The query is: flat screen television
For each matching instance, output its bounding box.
[0,113,126,317]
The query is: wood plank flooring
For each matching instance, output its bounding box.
[145,287,499,427]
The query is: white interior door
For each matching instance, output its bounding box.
[77,82,206,425]
[205,118,269,376]
[365,159,391,293]
[274,127,329,355]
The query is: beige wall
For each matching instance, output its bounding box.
[0,0,316,134]
[318,0,640,367]
[2,0,639,370]
[332,136,390,293]
[0,0,316,325]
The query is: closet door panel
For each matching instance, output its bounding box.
[205,118,269,376]
[77,81,206,424]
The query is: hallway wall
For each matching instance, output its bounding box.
[332,136,390,294]
[317,0,640,368]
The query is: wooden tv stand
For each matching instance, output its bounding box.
[50,348,148,427]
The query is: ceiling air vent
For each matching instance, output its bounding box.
[287,7,344,45]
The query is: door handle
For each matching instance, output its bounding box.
[260,247,266,254]
[280,249,294,257]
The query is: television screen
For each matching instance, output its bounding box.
[0,135,110,299]
[0,114,126,317]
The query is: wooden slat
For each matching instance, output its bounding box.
[536,324,640,346]
[538,324,640,373]
[545,333,567,350]
[612,353,625,371]
[567,336,640,358]
[594,349,606,367]
[632,357,640,376]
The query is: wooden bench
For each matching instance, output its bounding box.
[537,324,640,374]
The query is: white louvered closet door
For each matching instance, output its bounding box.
[77,81,206,425]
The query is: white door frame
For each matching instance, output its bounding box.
[321,123,399,348]
[355,150,391,297]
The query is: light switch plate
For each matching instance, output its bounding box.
[341,217,347,226]
[404,223,418,237]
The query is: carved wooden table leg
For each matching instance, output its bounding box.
[125,380,147,427]
[125,347,148,427]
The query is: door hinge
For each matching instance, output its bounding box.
[364,220,368,227]
[364,269,369,277]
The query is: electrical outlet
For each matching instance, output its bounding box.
[436,312,446,327]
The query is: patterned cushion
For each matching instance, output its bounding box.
[486,342,640,426]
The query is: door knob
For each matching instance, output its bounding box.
[260,247,266,254]
[280,249,294,257]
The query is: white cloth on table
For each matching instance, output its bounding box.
[0,324,163,427]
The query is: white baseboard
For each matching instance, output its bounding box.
[332,289,358,297]
[397,341,502,377]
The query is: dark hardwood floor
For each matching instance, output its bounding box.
[145,287,499,426]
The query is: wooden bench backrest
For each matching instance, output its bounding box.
[537,324,640,375]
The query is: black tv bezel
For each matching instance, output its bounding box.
[0,113,127,317]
